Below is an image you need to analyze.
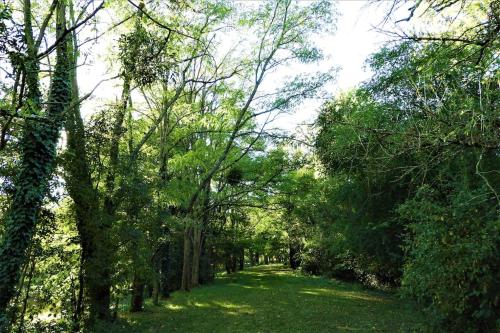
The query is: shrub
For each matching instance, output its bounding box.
[399,186,500,332]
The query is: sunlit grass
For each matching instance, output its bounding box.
[99,265,423,332]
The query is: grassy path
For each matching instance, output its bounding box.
[104,265,422,332]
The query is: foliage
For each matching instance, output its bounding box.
[399,185,499,332]
[0,0,498,332]
[314,11,499,331]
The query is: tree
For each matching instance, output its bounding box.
[0,1,73,329]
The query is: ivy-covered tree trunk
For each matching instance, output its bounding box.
[0,1,70,329]
[87,75,130,322]
[62,4,111,327]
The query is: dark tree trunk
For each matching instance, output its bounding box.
[181,227,192,291]
[231,255,238,273]
[144,284,153,298]
[159,242,171,298]
[289,243,301,270]
[199,243,214,284]
[239,254,244,271]
[130,277,145,312]
[89,284,112,318]
[152,278,160,306]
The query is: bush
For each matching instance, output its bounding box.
[300,240,362,283]
[300,247,321,275]
[399,186,500,332]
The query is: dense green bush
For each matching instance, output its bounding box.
[399,185,500,332]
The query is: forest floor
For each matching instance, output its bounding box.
[102,265,423,332]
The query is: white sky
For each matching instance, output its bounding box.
[77,1,393,133]
[271,0,391,132]
[328,1,388,91]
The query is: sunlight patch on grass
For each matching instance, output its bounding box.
[165,303,185,311]
[106,265,423,333]
[299,288,389,303]
[193,301,211,308]
[335,325,362,331]
[212,300,246,309]
[241,284,269,290]
[212,301,256,316]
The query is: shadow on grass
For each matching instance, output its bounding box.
[101,265,422,333]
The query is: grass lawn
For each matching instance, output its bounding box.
[100,265,423,332]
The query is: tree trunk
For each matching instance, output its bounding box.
[17,256,35,333]
[181,226,192,291]
[239,248,245,270]
[239,256,244,271]
[152,277,160,306]
[130,277,145,312]
[72,250,84,332]
[191,226,202,288]
[264,255,269,265]
[225,255,232,275]
[88,283,111,320]
[190,183,210,286]
[0,2,70,327]
[90,76,130,322]
[159,242,171,298]
[231,255,238,273]
[289,243,301,270]
[144,284,153,298]
[154,95,170,301]
[62,6,123,324]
